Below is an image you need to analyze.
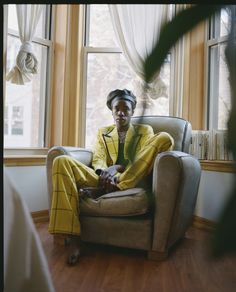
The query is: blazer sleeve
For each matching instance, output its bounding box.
[91,129,108,173]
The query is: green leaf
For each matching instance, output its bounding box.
[212,183,236,257]
[212,7,236,257]
[144,5,223,83]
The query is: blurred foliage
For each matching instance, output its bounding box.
[212,6,236,257]
[144,4,236,257]
[144,5,223,83]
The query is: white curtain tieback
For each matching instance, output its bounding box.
[16,41,38,74]
[6,5,43,85]
[20,41,34,54]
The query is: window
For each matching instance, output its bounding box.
[83,4,172,148]
[207,6,234,130]
[4,4,53,148]
[189,6,235,161]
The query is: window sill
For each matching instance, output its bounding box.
[3,153,235,171]
[4,155,47,167]
[4,148,48,166]
[200,160,236,173]
[4,147,49,155]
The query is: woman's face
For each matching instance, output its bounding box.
[111,99,134,131]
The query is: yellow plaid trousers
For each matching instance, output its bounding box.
[48,124,174,235]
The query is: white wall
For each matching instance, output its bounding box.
[4,166,49,212]
[195,170,234,221]
[4,165,235,222]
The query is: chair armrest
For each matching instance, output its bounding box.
[46,146,93,210]
[151,150,201,253]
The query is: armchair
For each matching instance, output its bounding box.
[46,116,201,260]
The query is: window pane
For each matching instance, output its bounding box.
[8,4,48,39]
[85,53,170,148]
[88,4,118,47]
[219,8,231,37]
[4,35,48,148]
[218,44,231,129]
[212,8,231,39]
[209,43,231,130]
[208,7,233,131]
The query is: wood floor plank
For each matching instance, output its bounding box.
[101,254,129,292]
[35,222,236,292]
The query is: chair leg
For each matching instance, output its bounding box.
[148,250,168,261]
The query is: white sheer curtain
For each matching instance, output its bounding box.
[109,4,170,100]
[6,4,43,85]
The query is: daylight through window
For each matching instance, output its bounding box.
[84,4,172,148]
[4,4,52,148]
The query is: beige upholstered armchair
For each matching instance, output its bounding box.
[46,116,201,260]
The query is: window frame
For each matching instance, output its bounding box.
[3,4,55,157]
[81,4,176,148]
[188,6,235,165]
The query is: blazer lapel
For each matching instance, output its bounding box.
[102,126,119,165]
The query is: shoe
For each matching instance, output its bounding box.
[67,249,80,266]
[66,235,81,266]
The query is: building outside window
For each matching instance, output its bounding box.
[4,4,52,148]
[83,4,172,148]
[11,106,24,135]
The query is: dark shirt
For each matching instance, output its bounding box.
[116,142,129,167]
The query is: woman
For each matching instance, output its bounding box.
[48,89,174,265]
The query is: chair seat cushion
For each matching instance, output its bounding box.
[80,188,150,217]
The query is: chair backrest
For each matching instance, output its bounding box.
[131,115,192,153]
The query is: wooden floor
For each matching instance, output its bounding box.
[36,222,236,292]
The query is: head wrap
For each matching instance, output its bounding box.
[106,89,137,110]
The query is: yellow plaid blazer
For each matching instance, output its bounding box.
[92,123,154,171]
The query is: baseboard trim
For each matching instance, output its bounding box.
[192,215,216,232]
[31,209,49,223]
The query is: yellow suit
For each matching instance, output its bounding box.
[92,123,174,189]
[49,123,174,236]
